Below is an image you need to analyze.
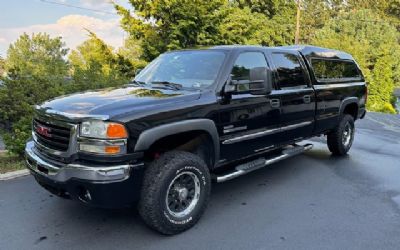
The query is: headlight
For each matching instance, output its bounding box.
[79,120,128,155]
[80,120,128,139]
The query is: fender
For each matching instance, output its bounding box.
[339,97,359,118]
[134,119,220,165]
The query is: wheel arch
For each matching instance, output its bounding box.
[134,119,220,168]
[339,97,359,120]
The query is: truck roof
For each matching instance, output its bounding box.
[211,44,354,61]
[275,45,354,60]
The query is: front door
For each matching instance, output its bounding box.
[217,51,281,164]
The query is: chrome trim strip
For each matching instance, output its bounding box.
[222,121,312,145]
[35,105,109,121]
[280,121,312,132]
[222,127,280,145]
[217,144,313,182]
[312,82,365,88]
[223,126,247,134]
[77,137,127,145]
[25,141,139,182]
[33,112,79,158]
[32,122,78,158]
[254,145,274,153]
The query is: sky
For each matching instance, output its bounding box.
[0,0,132,57]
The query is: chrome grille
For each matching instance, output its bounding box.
[33,119,71,151]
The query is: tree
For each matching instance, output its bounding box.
[68,30,134,92]
[117,38,148,73]
[0,57,5,76]
[233,0,296,19]
[299,0,339,43]
[312,9,400,113]
[115,0,226,61]
[115,0,299,60]
[0,33,69,154]
[217,6,293,46]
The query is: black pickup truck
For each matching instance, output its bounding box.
[25,45,367,234]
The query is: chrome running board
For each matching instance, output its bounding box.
[215,144,313,183]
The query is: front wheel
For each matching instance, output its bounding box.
[327,114,355,156]
[138,151,211,235]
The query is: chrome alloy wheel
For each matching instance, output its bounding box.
[342,122,353,147]
[166,171,201,218]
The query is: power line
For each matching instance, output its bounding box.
[39,0,118,15]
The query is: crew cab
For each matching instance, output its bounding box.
[25,45,367,234]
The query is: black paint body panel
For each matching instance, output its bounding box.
[38,45,367,169]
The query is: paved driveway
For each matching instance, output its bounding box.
[1,112,400,250]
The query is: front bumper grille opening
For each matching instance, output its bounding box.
[37,164,49,175]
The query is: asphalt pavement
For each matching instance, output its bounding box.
[1,112,400,250]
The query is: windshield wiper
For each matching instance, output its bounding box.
[151,81,183,90]
[129,80,146,86]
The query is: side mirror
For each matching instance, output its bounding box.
[225,67,272,95]
[248,67,272,95]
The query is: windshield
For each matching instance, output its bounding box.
[134,50,226,89]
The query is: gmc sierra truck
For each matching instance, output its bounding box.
[25,45,367,235]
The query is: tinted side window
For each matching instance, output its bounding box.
[271,53,306,88]
[311,59,362,82]
[231,52,268,80]
[231,52,268,91]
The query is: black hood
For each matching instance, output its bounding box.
[39,86,201,119]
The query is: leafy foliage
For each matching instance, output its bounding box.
[2,117,32,155]
[0,33,69,155]
[0,57,5,76]
[0,151,25,174]
[115,0,226,60]
[311,9,400,113]
[114,0,298,60]
[217,6,293,46]
[68,30,134,92]
[116,38,148,73]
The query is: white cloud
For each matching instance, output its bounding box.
[80,0,111,8]
[0,15,125,56]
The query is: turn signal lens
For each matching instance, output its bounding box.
[106,123,128,138]
[105,145,121,154]
[79,144,124,155]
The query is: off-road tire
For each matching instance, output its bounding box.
[138,151,211,235]
[327,114,355,156]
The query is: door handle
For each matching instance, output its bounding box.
[303,95,311,104]
[270,99,280,108]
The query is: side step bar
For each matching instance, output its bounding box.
[216,143,313,183]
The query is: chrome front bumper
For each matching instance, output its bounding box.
[25,141,140,183]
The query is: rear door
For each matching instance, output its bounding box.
[268,51,315,142]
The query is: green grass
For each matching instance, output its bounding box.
[0,151,25,174]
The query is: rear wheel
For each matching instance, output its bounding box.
[327,114,355,156]
[138,151,211,235]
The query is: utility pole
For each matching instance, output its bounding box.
[295,0,301,44]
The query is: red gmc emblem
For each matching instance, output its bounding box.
[36,125,52,138]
